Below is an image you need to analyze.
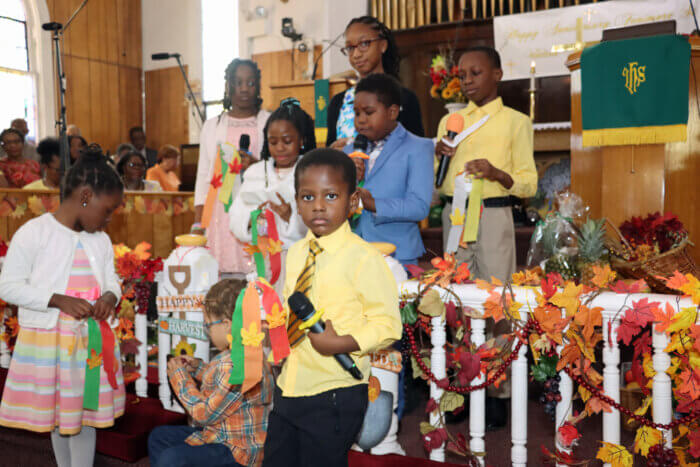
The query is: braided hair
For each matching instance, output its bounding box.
[222,58,263,112]
[260,98,317,161]
[346,16,400,78]
[61,143,123,200]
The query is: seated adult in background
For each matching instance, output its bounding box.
[66,124,81,137]
[23,138,62,190]
[326,15,424,148]
[129,126,158,168]
[117,151,162,191]
[0,118,39,161]
[0,128,40,188]
[114,142,135,165]
[146,145,181,191]
[68,135,87,163]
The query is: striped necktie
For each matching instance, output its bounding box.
[287,239,323,347]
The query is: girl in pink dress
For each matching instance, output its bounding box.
[193,59,270,276]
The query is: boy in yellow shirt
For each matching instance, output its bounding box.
[435,46,537,282]
[262,148,403,467]
[435,46,537,430]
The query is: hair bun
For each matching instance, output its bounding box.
[81,143,104,161]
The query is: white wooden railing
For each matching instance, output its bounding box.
[401,281,696,466]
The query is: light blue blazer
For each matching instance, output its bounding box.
[344,123,435,263]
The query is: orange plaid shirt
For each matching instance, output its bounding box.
[168,351,273,467]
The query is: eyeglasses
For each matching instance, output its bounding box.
[128,162,145,169]
[203,319,224,335]
[340,37,384,56]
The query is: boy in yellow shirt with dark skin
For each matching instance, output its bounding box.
[435,47,537,430]
[262,149,403,467]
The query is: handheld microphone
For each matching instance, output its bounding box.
[288,292,363,380]
[435,113,465,188]
[239,134,251,154]
[151,53,180,61]
[348,135,370,160]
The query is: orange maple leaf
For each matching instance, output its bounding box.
[662,270,689,292]
[482,292,505,323]
[574,305,602,342]
[534,305,571,344]
[678,368,700,400]
[586,394,613,415]
[475,278,496,292]
[87,348,103,370]
[453,263,470,283]
[679,274,700,304]
[557,342,581,371]
[430,254,455,272]
[591,264,617,289]
[653,302,676,334]
[690,324,700,353]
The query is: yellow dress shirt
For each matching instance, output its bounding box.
[277,222,403,397]
[435,97,537,199]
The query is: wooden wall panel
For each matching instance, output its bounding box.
[45,0,143,154]
[145,67,190,153]
[253,46,323,111]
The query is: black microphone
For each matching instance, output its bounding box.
[42,22,63,31]
[239,134,251,153]
[288,292,363,380]
[151,53,180,61]
[435,113,465,188]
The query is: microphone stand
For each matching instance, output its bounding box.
[311,29,346,81]
[174,55,205,124]
[45,0,89,174]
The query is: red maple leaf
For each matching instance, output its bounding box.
[210,173,223,189]
[617,318,642,345]
[623,298,659,327]
[610,279,647,294]
[425,398,438,414]
[541,274,560,300]
[689,428,700,458]
[632,332,652,361]
[405,264,424,279]
[457,352,481,386]
[445,302,459,328]
[228,159,243,174]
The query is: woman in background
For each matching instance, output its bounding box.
[117,152,162,191]
[147,145,181,192]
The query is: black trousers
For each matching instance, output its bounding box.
[262,384,368,467]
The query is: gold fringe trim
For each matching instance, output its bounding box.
[582,124,687,147]
[315,128,328,147]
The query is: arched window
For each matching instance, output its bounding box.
[0,0,54,141]
[0,1,35,140]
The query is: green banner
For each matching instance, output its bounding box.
[229,291,245,385]
[159,318,206,341]
[581,35,689,147]
[83,318,102,411]
[314,79,329,128]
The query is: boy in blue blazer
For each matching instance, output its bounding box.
[344,73,434,265]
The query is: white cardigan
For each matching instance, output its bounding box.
[194,110,271,206]
[0,213,122,329]
[229,159,306,248]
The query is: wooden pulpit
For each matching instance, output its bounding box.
[567,37,700,264]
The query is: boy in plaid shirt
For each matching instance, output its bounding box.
[148,279,273,467]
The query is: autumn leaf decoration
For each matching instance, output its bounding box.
[240,322,265,347]
[87,348,103,370]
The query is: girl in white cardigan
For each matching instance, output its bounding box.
[192,59,270,276]
[0,146,125,467]
[230,98,316,292]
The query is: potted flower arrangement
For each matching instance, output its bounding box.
[428,51,466,112]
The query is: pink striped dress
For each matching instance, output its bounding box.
[0,241,125,434]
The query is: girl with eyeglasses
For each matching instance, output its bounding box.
[117,152,162,191]
[326,16,425,149]
[192,59,271,278]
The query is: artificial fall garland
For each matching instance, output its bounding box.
[401,254,700,466]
